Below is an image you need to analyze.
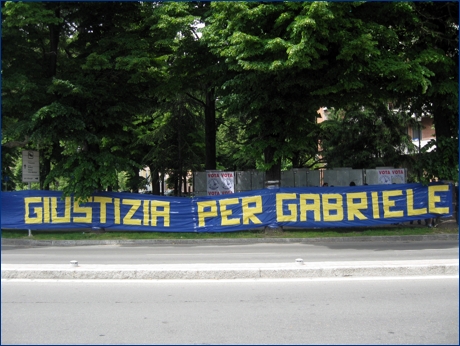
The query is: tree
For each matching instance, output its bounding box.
[2,2,183,199]
[2,1,457,198]
[319,105,414,169]
[204,1,458,181]
[160,2,232,171]
[401,2,459,182]
[319,1,458,180]
[203,2,322,182]
[133,95,205,196]
[2,2,65,189]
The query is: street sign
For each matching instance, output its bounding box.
[22,150,40,183]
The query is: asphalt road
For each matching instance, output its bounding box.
[1,277,458,345]
[1,240,458,265]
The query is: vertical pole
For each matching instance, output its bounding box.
[457,122,459,225]
[28,182,32,237]
[418,118,421,181]
[0,7,2,240]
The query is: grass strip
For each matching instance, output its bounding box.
[1,225,457,241]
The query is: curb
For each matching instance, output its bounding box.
[2,260,458,280]
[1,234,458,247]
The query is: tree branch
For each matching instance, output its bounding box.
[3,136,30,148]
[185,92,206,107]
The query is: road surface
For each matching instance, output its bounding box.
[1,240,458,265]
[1,277,458,345]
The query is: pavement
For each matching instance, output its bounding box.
[2,233,458,280]
[1,259,458,280]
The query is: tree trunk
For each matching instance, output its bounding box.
[40,156,51,190]
[151,167,161,195]
[174,171,179,196]
[47,4,60,78]
[160,172,165,196]
[292,151,302,169]
[177,105,183,197]
[205,86,216,170]
[431,102,458,180]
[432,103,456,141]
[264,146,281,183]
[183,172,188,194]
[39,4,60,190]
[263,145,283,234]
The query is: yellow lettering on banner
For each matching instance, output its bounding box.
[406,189,427,216]
[197,201,218,227]
[122,199,142,225]
[299,194,321,222]
[428,185,449,214]
[322,194,343,222]
[73,198,93,223]
[219,198,240,226]
[347,192,368,221]
[93,197,112,223]
[51,197,71,223]
[43,197,51,223]
[114,198,121,224]
[24,197,43,224]
[151,201,170,227]
[371,192,380,219]
[241,196,263,225]
[382,190,403,218]
[143,200,150,226]
[276,193,297,222]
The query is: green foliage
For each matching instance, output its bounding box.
[117,171,129,192]
[204,3,323,174]
[2,1,458,197]
[320,105,415,169]
[45,149,138,198]
[1,146,20,191]
[416,137,459,183]
[2,1,181,199]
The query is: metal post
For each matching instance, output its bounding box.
[28,182,32,237]
[264,180,282,233]
[458,129,460,224]
[418,116,422,181]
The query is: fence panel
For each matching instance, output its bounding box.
[251,171,265,190]
[281,170,295,187]
[193,172,207,196]
[194,168,405,192]
[235,171,252,192]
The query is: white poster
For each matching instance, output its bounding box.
[22,150,40,183]
[377,168,405,184]
[207,171,234,196]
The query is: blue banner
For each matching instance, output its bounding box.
[0,183,453,232]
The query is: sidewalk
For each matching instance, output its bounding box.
[2,221,458,280]
[2,259,458,280]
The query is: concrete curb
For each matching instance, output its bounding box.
[2,260,458,280]
[1,234,458,247]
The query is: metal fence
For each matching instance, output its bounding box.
[192,168,407,196]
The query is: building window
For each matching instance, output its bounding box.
[412,125,422,140]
